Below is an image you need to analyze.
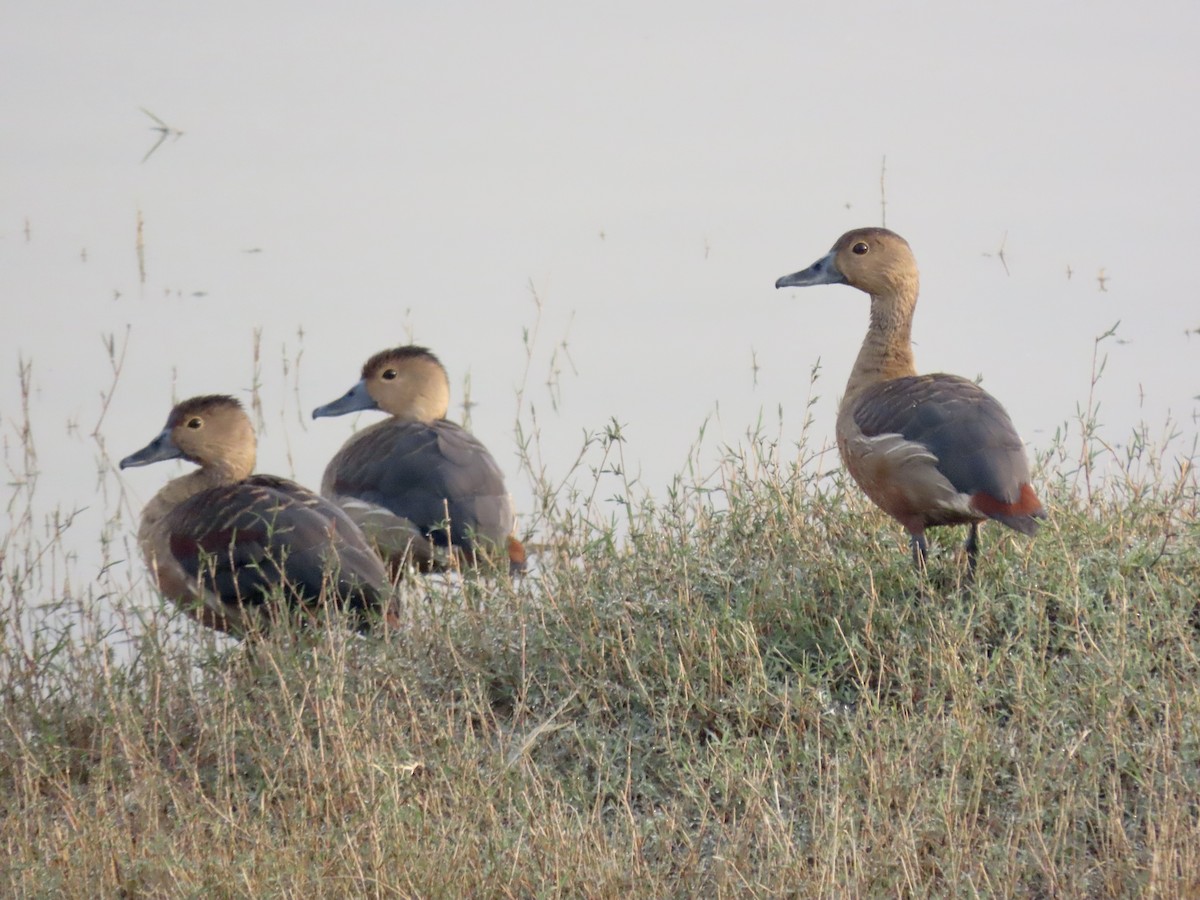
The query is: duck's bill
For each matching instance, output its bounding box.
[312,379,379,419]
[119,429,182,469]
[775,250,845,289]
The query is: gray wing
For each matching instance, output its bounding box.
[325,420,514,551]
[853,374,1031,504]
[164,475,388,622]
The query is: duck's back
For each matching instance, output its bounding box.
[322,418,514,555]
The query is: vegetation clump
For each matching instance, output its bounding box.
[2,362,1198,897]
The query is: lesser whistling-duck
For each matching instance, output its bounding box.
[312,345,526,575]
[120,394,390,636]
[775,227,1045,574]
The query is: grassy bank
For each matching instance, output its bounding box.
[2,397,1198,897]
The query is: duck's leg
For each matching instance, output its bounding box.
[963,523,980,581]
[910,531,929,572]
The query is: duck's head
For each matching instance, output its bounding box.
[120,394,256,480]
[312,345,451,423]
[776,227,918,300]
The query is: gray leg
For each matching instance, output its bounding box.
[910,532,929,572]
[964,523,980,580]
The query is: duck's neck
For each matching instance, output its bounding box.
[845,289,919,399]
[390,409,440,425]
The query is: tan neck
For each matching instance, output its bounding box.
[845,289,918,398]
[391,401,444,424]
[398,379,450,422]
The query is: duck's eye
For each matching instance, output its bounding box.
[381,369,398,381]
[852,241,869,255]
[186,417,203,429]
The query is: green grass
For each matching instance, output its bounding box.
[2,384,1199,897]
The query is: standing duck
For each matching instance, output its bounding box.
[312,345,525,576]
[120,394,390,636]
[775,227,1045,574]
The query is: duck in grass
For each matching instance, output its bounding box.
[775,227,1045,576]
[312,346,526,576]
[121,394,391,636]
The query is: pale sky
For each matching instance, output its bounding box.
[3,2,1198,584]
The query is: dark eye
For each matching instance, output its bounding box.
[186,417,203,429]
[381,369,398,381]
[852,241,869,255]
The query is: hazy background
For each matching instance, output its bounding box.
[3,2,1198,589]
